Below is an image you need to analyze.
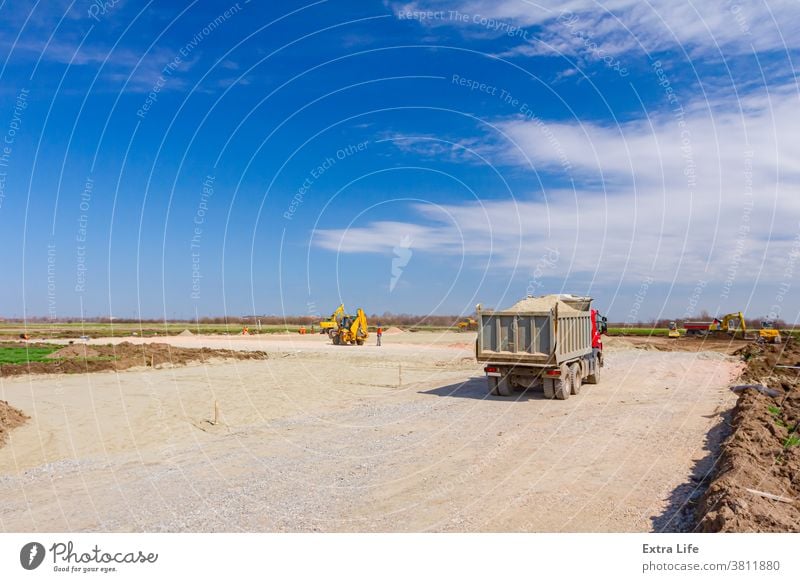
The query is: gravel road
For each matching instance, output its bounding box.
[0,332,741,532]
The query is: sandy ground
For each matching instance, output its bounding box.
[0,331,742,532]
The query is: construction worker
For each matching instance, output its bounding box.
[376,325,382,347]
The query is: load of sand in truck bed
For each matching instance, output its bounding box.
[502,294,591,313]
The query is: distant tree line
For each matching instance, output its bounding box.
[8,312,789,329]
[7,313,475,328]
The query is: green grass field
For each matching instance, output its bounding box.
[0,345,61,364]
[0,322,306,339]
[606,327,670,337]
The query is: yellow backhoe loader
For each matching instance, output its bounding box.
[332,308,369,345]
[456,318,478,332]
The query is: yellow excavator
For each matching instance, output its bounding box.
[319,304,345,334]
[456,317,478,332]
[708,312,747,339]
[332,308,369,345]
[758,320,782,344]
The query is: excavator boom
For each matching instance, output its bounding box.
[319,304,345,332]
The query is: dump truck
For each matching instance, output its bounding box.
[683,321,713,336]
[475,294,607,400]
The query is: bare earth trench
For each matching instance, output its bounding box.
[0,332,741,532]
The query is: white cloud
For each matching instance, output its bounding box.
[314,86,800,291]
[394,0,800,55]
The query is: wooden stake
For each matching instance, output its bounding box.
[213,400,219,425]
[745,488,796,504]
[398,364,402,387]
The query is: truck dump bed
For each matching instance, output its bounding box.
[476,295,593,366]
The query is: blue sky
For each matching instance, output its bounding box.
[0,0,798,322]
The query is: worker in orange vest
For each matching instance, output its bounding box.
[376,325,382,347]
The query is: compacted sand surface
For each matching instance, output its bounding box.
[0,332,741,532]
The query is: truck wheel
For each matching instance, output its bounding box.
[554,378,570,400]
[554,373,571,400]
[496,375,514,396]
[356,339,364,345]
[586,361,600,384]
[488,376,512,396]
[569,364,581,395]
[542,378,555,399]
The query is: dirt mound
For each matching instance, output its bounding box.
[178,329,194,336]
[382,327,405,335]
[0,342,269,377]
[602,336,637,349]
[0,400,28,446]
[734,337,800,382]
[46,344,101,359]
[696,338,800,532]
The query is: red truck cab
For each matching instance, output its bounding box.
[591,308,607,356]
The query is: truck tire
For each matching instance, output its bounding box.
[488,376,513,396]
[554,374,570,400]
[586,360,600,384]
[496,375,513,397]
[542,378,555,399]
[569,364,581,395]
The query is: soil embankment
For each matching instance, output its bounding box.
[697,339,800,532]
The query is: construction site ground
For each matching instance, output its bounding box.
[0,332,755,532]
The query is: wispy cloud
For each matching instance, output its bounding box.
[315,85,800,288]
[13,36,195,92]
[381,133,485,163]
[0,2,206,93]
[393,0,800,56]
